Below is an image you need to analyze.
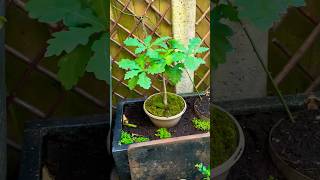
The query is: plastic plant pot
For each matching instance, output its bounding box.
[212,104,245,180]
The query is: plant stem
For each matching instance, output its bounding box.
[162,74,168,107]
[229,11,295,123]
[185,70,202,101]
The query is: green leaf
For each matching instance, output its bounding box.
[46,26,99,57]
[195,47,209,54]
[171,52,185,63]
[135,55,146,69]
[135,46,146,54]
[86,33,109,84]
[213,4,239,22]
[63,8,104,29]
[128,76,139,90]
[188,37,202,51]
[0,16,7,29]
[143,36,152,47]
[152,36,170,48]
[26,0,80,23]
[184,56,205,71]
[118,59,140,70]
[168,39,186,51]
[165,65,183,85]
[26,0,105,29]
[137,72,151,89]
[146,49,160,59]
[234,0,305,30]
[57,45,91,90]
[147,62,166,75]
[124,37,144,47]
[124,70,141,80]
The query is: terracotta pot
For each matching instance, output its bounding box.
[143,92,187,128]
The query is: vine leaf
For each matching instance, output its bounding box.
[46,26,100,57]
[86,33,110,84]
[234,0,305,30]
[57,45,92,90]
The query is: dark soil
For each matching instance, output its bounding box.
[122,96,205,141]
[194,96,210,120]
[43,126,112,180]
[271,109,320,179]
[227,112,287,180]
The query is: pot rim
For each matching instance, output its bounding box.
[212,104,245,177]
[143,92,187,120]
[268,118,313,180]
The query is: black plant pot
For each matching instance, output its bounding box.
[18,114,112,180]
[112,92,210,180]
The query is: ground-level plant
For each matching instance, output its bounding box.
[119,130,149,145]
[154,128,171,139]
[195,163,210,180]
[192,118,210,131]
[118,35,208,127]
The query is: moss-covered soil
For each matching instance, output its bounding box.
[211,106,238,168]
[145,93,185,117]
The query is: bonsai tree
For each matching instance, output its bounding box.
[118,35,208,127]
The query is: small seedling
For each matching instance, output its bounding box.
[119,130,149,145]
[155,128,172,139]
[192,118,210,131]
[195,163,210,180]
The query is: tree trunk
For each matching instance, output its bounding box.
[162,74,168,107]
[171,0,196,93]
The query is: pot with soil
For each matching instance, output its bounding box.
[211,104,245,180]
[143,92,186,128]
[269,95,320,180]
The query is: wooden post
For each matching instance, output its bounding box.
[0,0,6,179]
[171,0,196,93]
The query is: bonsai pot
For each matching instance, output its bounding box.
[143,92,187,128]
[212,104,245,180]
[112,93,209,180]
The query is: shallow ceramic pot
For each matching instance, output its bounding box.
[143,92,187,128]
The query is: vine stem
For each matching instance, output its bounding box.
[225,1,295,122]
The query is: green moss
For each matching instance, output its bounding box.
[192,118,210,131]
[211,106,238,168]
[145,93,185,117]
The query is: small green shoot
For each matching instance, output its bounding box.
[192,118,210,131]
[119,131,149,145]
[195,163,210,180]
[155,128,172,139]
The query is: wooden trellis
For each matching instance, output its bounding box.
[110,0,211,105]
